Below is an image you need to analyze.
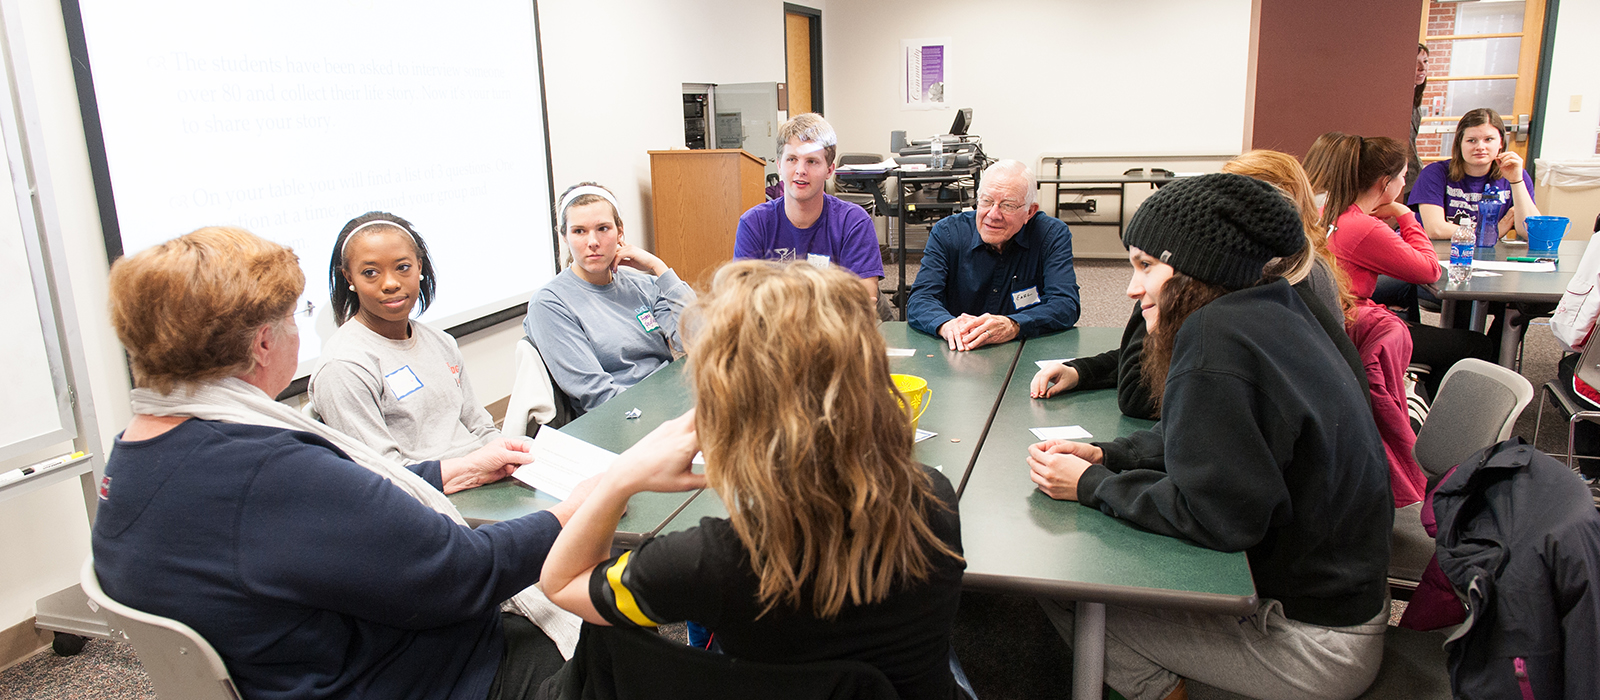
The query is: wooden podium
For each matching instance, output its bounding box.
[648,149,767,287]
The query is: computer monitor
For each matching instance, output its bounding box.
[949,108,973,136]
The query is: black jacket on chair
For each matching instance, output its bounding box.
[1432,438,1600,699]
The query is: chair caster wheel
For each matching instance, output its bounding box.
[52,633,87,657]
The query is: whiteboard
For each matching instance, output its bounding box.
[69,0,559,376]
[0,34,74,464]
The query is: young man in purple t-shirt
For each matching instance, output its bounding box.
[734,113,883,300]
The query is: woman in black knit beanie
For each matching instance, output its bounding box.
[1029,173,1393,700]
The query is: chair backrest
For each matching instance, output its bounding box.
[1413,359,1534,478]
[503,336,558,438]
[80,558,240,700]
[837,152,884,166]
[542,623,899,700]
[1574,331,1600,390]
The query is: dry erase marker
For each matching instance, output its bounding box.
[0,451,88,488]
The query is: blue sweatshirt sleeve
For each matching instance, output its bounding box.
[237,440,562,629]
[405,460,444,491]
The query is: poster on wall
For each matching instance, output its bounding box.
[901,38,950,111]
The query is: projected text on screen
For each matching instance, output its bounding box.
[75,1,557,370]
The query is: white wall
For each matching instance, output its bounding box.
[1537,0,1600,162]
[821,0,1253,166]
[538,0,816,252]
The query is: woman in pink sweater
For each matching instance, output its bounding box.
[1318,133,1491,399]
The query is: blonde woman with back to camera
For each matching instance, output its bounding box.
[539,260,971,699]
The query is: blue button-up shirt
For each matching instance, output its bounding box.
[907,211,1080,338]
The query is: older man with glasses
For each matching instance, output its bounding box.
[908,159,1080,351]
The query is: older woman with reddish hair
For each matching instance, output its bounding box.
[95,227,584,700]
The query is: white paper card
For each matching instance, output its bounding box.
[384,365,423,400]
[513,428,616,500]
[1471,260,1555,272]
[1030,425,1093,441]
[915,429,937,443]
[1035,358,1074,370]
[1011,286,1040,309]
[887,347,916,357]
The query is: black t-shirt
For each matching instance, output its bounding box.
[588,465,964,700]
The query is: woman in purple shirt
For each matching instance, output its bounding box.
[1408,107,1541,240]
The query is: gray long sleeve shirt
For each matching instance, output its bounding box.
[310,319,499,463]
[523,267,694,412]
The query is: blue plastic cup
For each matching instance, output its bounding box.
[1525,215,1570,254]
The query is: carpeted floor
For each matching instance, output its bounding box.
[8,259,1572,700]
[0,638,150,700]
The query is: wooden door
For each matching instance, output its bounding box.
[1416,0,1548,162]
[783,4,820,116]
[785,12,811,115]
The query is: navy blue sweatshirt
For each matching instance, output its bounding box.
[1079,281,1391,628]
[92,420,562,700]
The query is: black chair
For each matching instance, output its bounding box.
[538,623,899,700]
[834,152,891,216]
[1533,335,1600,472]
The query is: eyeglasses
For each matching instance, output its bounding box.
[976,196,1025,214]
[288,300,316,320]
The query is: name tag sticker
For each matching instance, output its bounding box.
[1012,286,1041,309]
[385,365,424,400]
[807,253,831,269]
[635,306,661,333]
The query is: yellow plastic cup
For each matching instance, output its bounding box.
[891,374,932,432]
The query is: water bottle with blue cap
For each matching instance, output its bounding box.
[1475,183,1503,249]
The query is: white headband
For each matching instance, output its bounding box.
[559,185,620,216]
[340,219,410,258]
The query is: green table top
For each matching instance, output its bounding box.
[449,360,701,545]
[453,322,1023,544]
[958,328,1258,614]
[1429,238,1585,303]
[657,321,1024,529]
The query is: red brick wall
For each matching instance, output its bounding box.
[1248,0,1425,159]
[1417,1,1458,160]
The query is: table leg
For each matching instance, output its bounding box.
[1498,316,1520,368]
[898,180,907,321]
[1439,299,1458,329]
[1468,301,1488,333]
[1073,601,1106,700]
[1117,184,1127,240]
